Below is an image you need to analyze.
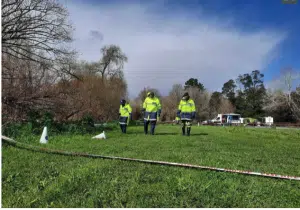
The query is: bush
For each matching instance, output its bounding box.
[2,122,24,138]
[2,113,119,138]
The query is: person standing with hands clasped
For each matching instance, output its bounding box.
[177,92,196,136]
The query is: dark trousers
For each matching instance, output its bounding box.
[144,120,156,135]
[120,124,127,133]
[181,120,192,136]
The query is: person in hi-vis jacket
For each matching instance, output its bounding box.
[177,92,196,136]
[142,92,161,135]
[119,99,132,134]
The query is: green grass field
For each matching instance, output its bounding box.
[2,125,300,208]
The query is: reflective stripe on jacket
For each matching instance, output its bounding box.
[177,99,196,120]
[143,97,161,121]
[119,116,128,125]
[144,112,158,121]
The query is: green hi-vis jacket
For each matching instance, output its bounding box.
[119,103,132,117]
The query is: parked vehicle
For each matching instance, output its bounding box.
[242,116,273,126]
[203,115,274,127]
[258,116,274,126]
[205,113,242,125]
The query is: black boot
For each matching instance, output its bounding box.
[182,126,186,135]
[150,121,156,135]
[120,124,124,133]
[187,127,191,136]
[124,125,127,134]
[144,121,149,134]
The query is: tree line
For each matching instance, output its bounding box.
[129,70,300,123]
[2,0,300,125]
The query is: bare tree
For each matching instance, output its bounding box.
[137,87,161,102]
[169,84,184,103]
[2,53,60,122]
[219,98,235,114]
[54,74,127,122]
[185,87,211,121]
[158,84,184,121]
[264,68,300,121]
[75,60,99,76]
[130,98,142,121]
[98,45,128,82]
[2,52,128,123]
[282,68,300,104]
[2,0,75,65]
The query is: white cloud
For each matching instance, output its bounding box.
[63,0,285,98]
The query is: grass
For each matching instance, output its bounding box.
[2,125,300,207]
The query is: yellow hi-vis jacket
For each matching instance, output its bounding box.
[119,103,132,124]
[142,97,161,121]
[177,99,196,120]
[119,103,132,117]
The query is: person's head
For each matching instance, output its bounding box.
[120,99,126,106]
[182,92,190,101]
[147,91,154,98]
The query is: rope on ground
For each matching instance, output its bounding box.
[2,135,300,181]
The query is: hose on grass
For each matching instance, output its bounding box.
[2,135,300,181]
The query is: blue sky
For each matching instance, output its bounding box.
[181,0,300,81]
[64,0,300,97]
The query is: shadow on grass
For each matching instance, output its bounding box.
[154,132,178,135]
[123,132,209,136]
[154,132,209,136]
[190,133,208,136]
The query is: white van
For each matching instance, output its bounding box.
[211,113,241,124]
